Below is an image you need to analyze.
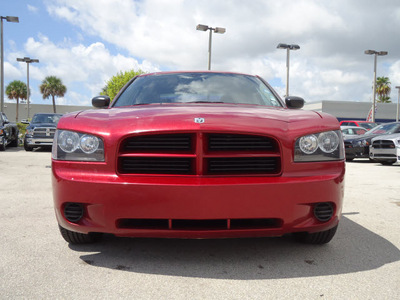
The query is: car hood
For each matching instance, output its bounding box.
[57,104,339,139]
[371,133,400,141]
[29,122,58,128]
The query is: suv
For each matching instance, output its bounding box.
[369,133,400,165]
[23,113,63,151]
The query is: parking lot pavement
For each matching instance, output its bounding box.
[1,149,399,299]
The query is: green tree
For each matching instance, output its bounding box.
[101,69,145,102]
[376,76,391,103]
[39,76,67,113]
[5,80,27,122]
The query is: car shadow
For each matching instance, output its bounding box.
[68,216,400,280]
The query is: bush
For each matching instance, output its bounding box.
[101,69,145,102]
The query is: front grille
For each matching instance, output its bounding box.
[33,127,56,138]
[372,140,395,149]
[117,218,282,230]
[118,132,281,176]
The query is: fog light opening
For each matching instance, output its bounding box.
[313,202,334,222]
[64,203,84,223]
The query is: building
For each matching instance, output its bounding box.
[2,100,399,124]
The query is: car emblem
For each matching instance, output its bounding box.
[194,118,205,123]
[46,128,51,136]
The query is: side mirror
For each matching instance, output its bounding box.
[92,95,111,108]
[21,119,30,124]
[285,96,305,109]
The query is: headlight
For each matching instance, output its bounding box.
[294,130,344,162]
[52,130,104,161]
[26,128,34,135]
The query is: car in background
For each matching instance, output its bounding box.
[23,113,63,151]
[52,71,345,245]
[0,112,19,151]
[340,126,367,139]
[369,133,400,165]
[339,120,377,130]
[344,122,400,161]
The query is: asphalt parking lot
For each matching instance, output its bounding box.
[1,148,399,299]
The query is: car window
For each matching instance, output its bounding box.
[113,73,283,108]
[367,123,400,135]
[32,114,63,124]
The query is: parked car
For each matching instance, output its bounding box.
[339,120,377,130]
[0,112,19,151]
[52,71,345,245]
[340,126,367,139]
[23,113,63,151]
[344,122,400,161]
[369,133,400,165]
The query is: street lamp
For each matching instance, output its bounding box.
[196,24,226,70]
[396,86,400,122]
[17,57,39,119]
[364,49,388,122]
[1,16,19,113]
[277,43,300,97]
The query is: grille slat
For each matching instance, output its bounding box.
[207,157,279,174]
[372,140,395,149]
[123,134,192,152]
[208,133,275,151]
[120,157,194,174]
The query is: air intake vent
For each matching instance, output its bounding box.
[64,203,84,223]
[123,134,193,152]
[120,157,194,174]
[207,157,280,175]
[314,202,334,222]
[208,133,276,151]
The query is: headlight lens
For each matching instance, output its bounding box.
[295,130,344,162]
[25,128,34,135]
[52,130,104,161]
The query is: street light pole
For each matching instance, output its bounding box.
[396,86,400,122]
[364,50,388,122]
[1,16,19,113]
[196,24,226,70]
[17,57,39,119]
[277,43,300,97]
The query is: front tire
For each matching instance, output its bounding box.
[58,225,102,244]
[24,140,33,151]
[294,225,338,244]
[0,137,6,151]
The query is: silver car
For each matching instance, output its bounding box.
[369,133,400,165]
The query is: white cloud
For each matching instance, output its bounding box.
[27,4,39,13]
[8,0,398,105]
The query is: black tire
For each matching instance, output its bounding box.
[294,225,338,244]
[0,137,5,151]
[58,225,102,244]
[380,161,394,166]
[24,141,33,151]
[9,131,19,147]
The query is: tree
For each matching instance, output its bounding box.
[101,69,145,102]
[376,76,391,103]
[40,76,67,113]
[5,80,27,122]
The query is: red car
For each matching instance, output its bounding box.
[52,71,345,245]
[339,120,377,130]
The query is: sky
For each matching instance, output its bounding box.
[1,0,400,108]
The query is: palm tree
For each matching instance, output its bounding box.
[39,76,67,113]
[376,76,391,103]
[5,80,27,122]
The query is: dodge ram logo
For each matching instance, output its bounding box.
[46,128,51,136]
[194,118,205,123]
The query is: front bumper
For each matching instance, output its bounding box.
[52,161,345,238]
[370,146,400,164]
[25,136,54,146]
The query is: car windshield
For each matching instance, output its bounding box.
[359,122,377,130]
[32,114,62,124]
[365,123,400,135]
[113,73,283,108]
